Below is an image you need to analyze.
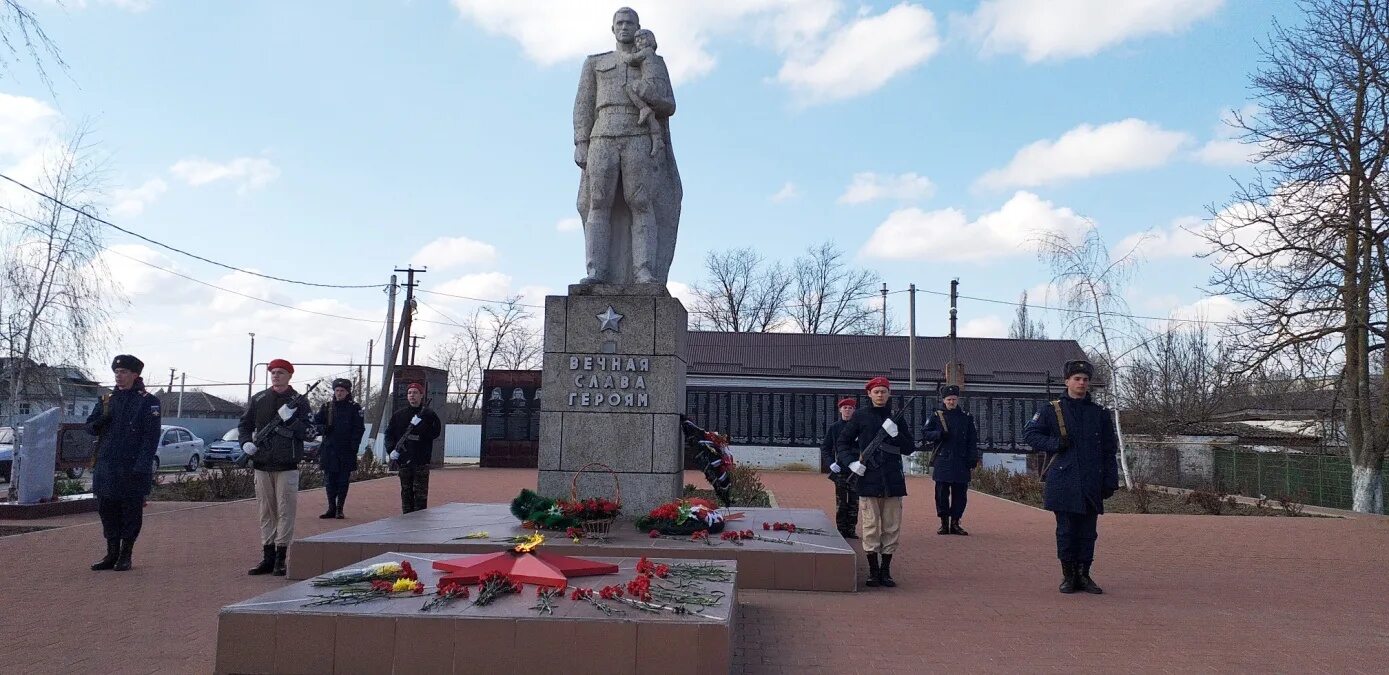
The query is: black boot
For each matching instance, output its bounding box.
[113,539,134,572]
[335,495,345,519]
[248,544,275,575]
[937,516,950,535]
[91,539,120,571]
[865,553,881,588]
[879,554,897,588]
[273,546,289,576]
[1076,562,1103,594]
[1058,562,1077,594]
[949,519,969,536]
[319,506,336,519]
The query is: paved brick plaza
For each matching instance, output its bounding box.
[2,467,1386,674]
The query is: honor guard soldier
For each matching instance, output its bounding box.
[1023,359,1119,594]
[921,385,981,535]
[85,354,161,572]
[313,378,365,519]
[386,382,442,514]
[836,377,917,588]
[239,358,311,576]
[820,397,859,539]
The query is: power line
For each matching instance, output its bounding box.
[0,172,383,290]
[917,288,1241,327]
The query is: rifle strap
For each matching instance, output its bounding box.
[936,410,948,434]
[1050,400,1068,445]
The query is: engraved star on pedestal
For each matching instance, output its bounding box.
[596,305,623,333]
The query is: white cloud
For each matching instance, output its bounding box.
[410,235,499,270]
[976,119,1191,190]
[207,270,285,314]
[667,280,698,310]
[0,93,58,162]
[777,3,941,103]
[770,182,800,203]
[967,0,1224,62]
[1170,295,1241,324]
[169,156,280,194]
[109,178,168,217]
[859,191,1091,262]
[432,272,513,303]
[961,315,1008,338]
[556,217,582,232]
[1118,216,1208,260]
[1194,104,1263,166]
[97,244,178,297]
[837,171,934,204]
[451,1,935,101]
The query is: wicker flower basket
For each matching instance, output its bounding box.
[570,462,622,539]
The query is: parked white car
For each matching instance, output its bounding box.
[155,425,205,473]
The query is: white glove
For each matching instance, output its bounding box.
[389,450,400,462]
[410,415,422,426]
[278,404,294,421]
[830,462,841,473]
[849,461,866,476]
[242,442,258,456]
[881,418,899,437]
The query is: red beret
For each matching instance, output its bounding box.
[407,382,426,394]
[837,398,857,409]
[267,359,294,375]
[865,376,890,393]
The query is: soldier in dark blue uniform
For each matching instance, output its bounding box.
[837,377,916,588]
[820,397,858,539]
[921,385,980,535]
[313,378,365,519]
[85,354,161,572]
[1023,359,1118,594]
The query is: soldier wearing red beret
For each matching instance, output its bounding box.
[836,376,916,588]
[386,381,442,514]
[820,397,860,539]
[238,358,310,576]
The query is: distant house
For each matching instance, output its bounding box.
[0,357,104,424]
[151,389,244,420]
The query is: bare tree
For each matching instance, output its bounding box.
[1201,0,1389,513]
[1,123,120,427]
[0,1,64,89]
[1034,226,1146,488]
[786,241,881,334]
[690,248,792,332]
[429,296,542,412]
[1007,290,1048,340]
[1121,321,1237,423]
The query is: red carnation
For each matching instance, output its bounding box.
[762,522,771,530]
[649,529,661,538]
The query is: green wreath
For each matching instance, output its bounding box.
[510,489,580,530]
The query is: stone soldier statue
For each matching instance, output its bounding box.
[573,6,683,286]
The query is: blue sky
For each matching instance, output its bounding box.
[0,0,1297,395]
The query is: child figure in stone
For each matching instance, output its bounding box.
[622,29,666,158]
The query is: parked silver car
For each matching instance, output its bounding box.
[154,425,205,473]
[0,426,12,482]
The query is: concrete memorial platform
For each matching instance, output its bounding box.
[216,552,736,675]
[288,503,856,591]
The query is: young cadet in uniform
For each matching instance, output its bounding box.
[386,382,442,514]
[836,377,916,588]
[921,385,981,535]
[85,354,161,572]
[239,358,311,576]
[313,378,365,519]
[1023,359,1119,594]
[820,397,859,539]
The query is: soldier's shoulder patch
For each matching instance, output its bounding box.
[1030,412,1040,422]
[150,403,161,417]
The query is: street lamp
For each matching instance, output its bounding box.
[247,333,255,404]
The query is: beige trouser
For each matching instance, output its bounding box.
[860,496,904,554]
[254,469,298,547]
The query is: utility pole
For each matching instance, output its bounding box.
[178,372,186,417]
[394,266,426,367]
[380,277,397,407]
[409,335,425,366]
[373,301,412,461]
[246,333,256,404]
[908,283,917,391]
[167,368,175,393]
[948,279,959,386]
[880,283,888,336]
[365,338,374,412]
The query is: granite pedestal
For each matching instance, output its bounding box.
[217,552,735,675]
[289,503,856,591]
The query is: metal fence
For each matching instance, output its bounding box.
[1127,442,1375,510]
[685,387,1055,451]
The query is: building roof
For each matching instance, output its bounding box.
[685,332,1091,387]
[152,389,244,415]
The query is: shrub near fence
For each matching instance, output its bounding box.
[1129,442,1377,510]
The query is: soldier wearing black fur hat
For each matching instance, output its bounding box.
[312,378,365,519]
[921,384,980,535]
[1023,359,1118,595]
[85,354,161,572]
